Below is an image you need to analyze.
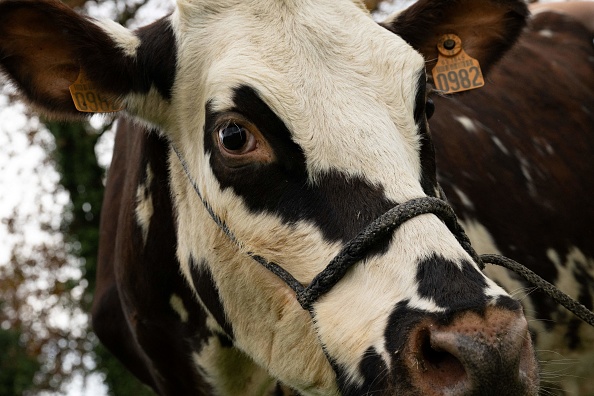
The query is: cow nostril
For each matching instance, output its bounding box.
[402,309,539,395]
[418,330,467,390]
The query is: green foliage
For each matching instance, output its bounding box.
[0,326,40,396]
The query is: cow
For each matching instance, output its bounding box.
[0,0,546,394]
[428,3,594,394]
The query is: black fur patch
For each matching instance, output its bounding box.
[384,302,428,394]
[85,15,178,100]
[416,255,488,311]
[134,17,177,100]
[414,71,439,198]
[189,256,235,339]
[357,347,391,395]
[413,72,428,125]
[332,346,393,396]
[204,85,398,247]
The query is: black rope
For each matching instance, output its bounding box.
[481,254,594,327]
[250,254,306,296]
[298,197,480,310]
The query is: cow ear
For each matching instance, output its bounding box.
[383,0,528,78]
[0,0,174,120]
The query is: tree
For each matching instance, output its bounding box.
[0,326,40,396]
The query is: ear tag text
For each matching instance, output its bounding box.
[431,34,485,94]
[69,71,125,113]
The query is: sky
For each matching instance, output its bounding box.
[0,0,580,394]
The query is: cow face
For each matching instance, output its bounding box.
[0,0,539,394]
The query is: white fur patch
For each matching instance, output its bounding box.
[93,18,141,57]
[517,153,538,198]
[169,293,189,322]
[454,115,478,133]
[135,164,154,246]
[491,136,509,155]
[452,186,474,210]
[172,166,341,394]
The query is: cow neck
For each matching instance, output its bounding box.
[171,145,594,326]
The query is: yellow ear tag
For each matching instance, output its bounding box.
[69,71,125,113]
[431,34,485,94]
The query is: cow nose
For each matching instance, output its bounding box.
[403,306,539,396]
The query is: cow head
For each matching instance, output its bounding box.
[0,0,539,394]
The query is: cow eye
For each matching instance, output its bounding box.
[425,98,435,120]
[218,123,256,154]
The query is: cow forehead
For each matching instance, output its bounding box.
[174,0,423,115]
[171,0,426,199]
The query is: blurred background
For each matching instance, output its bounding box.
[0,0,581,394]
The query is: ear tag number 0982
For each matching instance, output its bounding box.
[431,34,484,94]
[69,71,124,113]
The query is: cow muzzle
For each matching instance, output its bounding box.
[401,306,539,396]
[173,147,544,393]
